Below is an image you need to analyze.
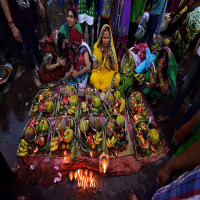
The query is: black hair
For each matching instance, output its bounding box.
[158,48,168,75]
[67,8,77,19]
[58,32,65,54]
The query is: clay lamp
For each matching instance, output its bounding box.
[99,152,110,174]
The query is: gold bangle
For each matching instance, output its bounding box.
[160,82,165,87]
[152,79,156,84]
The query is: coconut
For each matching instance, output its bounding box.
[106,120,115,137]
[106,90,114,106]
[89,117,102,131]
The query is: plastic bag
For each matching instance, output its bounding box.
[135,48,156,74]
[134,54,141,67]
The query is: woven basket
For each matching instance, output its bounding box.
[120,47,136,70]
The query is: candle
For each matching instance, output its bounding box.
[84,169,88,177]
[101,157,108,173]
[89,171,93,180]
[79,169,83,179]
[74,171,78,180]
[69,171,73,181]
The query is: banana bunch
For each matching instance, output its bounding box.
[50,137,58,152]
[68,105,76,115]
[119,97,125,113]
[81,102,88,113]
[17,139,29,157]
[93,131,103,145]
[33,103,39,113]
[106,136,117,148]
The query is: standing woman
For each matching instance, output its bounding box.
[110,0,132,63]
[78,0,95,50]
[60,8,82,41]
[65,28,92,87]
[90,24,120,92]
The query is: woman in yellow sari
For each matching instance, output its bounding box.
[90,24,120,92]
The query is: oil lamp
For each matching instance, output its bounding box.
[99,152,110,173]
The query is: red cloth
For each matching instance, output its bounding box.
[69,28,83,46]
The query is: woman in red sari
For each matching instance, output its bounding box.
[65,28,92,87]
[38,30,69,85]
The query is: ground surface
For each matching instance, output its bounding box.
[0,1,193,199]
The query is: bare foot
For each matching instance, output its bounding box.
[157,115,170,122]
[13,65,25,80]
[171,130,179,145]
[11,164,20,174]
[17,196,25,200]
[34,77,43,88]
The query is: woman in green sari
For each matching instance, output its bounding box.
[60,8,82,41]
[142,47,178,104]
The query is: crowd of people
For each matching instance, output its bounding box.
[0,0,200,199]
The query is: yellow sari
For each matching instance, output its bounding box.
[90,24,120,92]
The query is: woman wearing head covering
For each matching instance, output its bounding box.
[142,47,178,104]
[60,8,82,41]
[90,24,120,93]
[38,30,69,85]
[64,28,92,87]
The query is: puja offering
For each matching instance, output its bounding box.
[105,115,128,155]
[80,87,104,117]
[17,117,51,156]
[127,91,147,123]
[56,85,78,118]
[30,89,55,118]
[134,119,163,160]
[50,116,77,159]
[99,152,110,174]
[104,90,126,115]
[79,117,104,156]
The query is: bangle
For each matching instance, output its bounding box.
[160,82,165,87]
[152,79,156,84]
[8,21,14,27]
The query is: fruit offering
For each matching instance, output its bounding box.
[127,91,147,123]
[17,117,51,156]
[31,89,55,118]
[105,115,128,154]
[104,90,125,115]
[134,120,160,158]
[80,88,104,117]
[79,117,103,155]
[56,85,78,118]
[51,116,77,159]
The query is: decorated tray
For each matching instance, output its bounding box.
[133,119,163,160]
[56,85,78,119]
[29,89,56,118]
[0,64,12,85]
[127,91,148,124]
[17,117,52,157]
[50,116,78,159]
[78,117,105,157]
[103,89,126,115]
[104,115,134,158]
[80,87,105,118]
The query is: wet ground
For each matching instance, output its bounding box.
[0,1,194,199]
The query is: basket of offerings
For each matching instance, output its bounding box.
[0,64,12,85]
[134,119,163,160]
[29,89,56,118]
[80,87,104,118]
[78,117,104,157]
[56,85,78,119]
[127,91,148,124]
[121,47,136,70]
[50,116,78,159]
[104,90,126,116]
[105,115,134,157]
[17,117,51,157]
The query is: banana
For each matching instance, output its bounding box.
[94,140,101,145]
[21,139,29,146]
[68,109,72,115]
[19,146,28,153]
[71,106,76,111]
[50,141,58,147]
[106,139,112,148]
[95,137,102,142]
[50,145,58,152]
[20,141,28,149]
[70,109,74,114]
[52,137,58,142]
[17,152,28,157]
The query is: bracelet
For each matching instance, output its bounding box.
[160,82,165,87]
[8,21,14,27]
[152,79,156,84]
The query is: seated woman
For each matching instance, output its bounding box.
[90,24,120,93]
[65,28,91,87]
[60,8,82,40]
[38,30,69,85]
[142,47,178,105]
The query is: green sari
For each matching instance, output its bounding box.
[142,47,178,100]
